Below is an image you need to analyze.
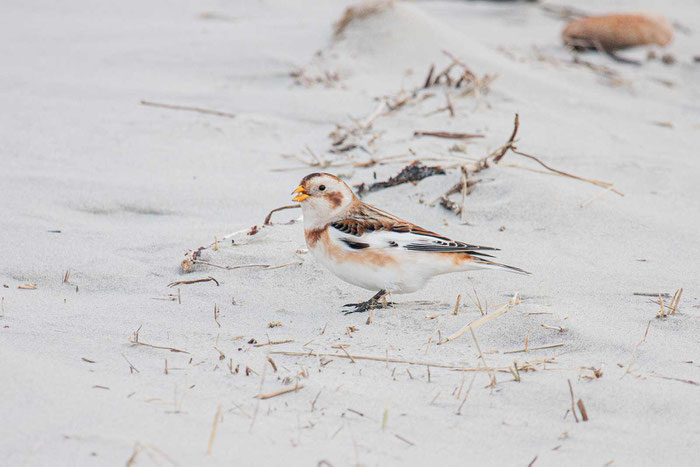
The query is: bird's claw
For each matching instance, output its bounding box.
[341,290,390,315]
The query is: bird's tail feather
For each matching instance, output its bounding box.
[473,258,530,275]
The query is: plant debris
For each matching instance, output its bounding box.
[355,161,445,196]
[413,131,484,140]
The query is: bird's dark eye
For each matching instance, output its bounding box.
[319,185,326,191]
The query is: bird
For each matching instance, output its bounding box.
[291,172,528,314]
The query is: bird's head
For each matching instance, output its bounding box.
[292,173,355,227]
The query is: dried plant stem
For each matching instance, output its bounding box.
[439,293,520,344]
[470,328,496,390]
[510,149,622,195]
[413,131,483,140]
[206,404,223,455]
[623,320,651,377]
[253,339,294,348]
[141,100,236,119]
[130,341,190,354]
[271,350,508,372]
[568,379,580,423]
[167,276,219,288]
[264,205,300,225]
[577,399,589,421]
[255,383,304,399]
[503,343,564,354]
[491,113,520,163]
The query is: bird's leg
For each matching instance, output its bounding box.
[343,289,389,315]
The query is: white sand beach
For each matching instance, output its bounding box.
[1,1,699,465]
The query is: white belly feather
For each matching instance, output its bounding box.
[307,230,482,293]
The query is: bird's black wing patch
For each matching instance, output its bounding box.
[340,238,370,250]
[403,243,495,258]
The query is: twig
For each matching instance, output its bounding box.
[191,261,269,271]
[253,339,294,347]
[424,64,435,88]
[206,405,223,455]
[121,354,140,374]
[491,113,520,163]
[623,320,651,378]
[263,205,301,225]
[577,399,589,422]
[129,330,190,354]
[580,186,616,208]
[568,379,579,423]
[395,434,415,446]
[141,100,236,119]
[254,383,304,399]
[438,293,520,344]
[470,328,496,391]
[271,351,508,372]
[167,276,219,288]
[413,131,484,140]
[503,343,564,354]
[510,148,622,194]
[649,373,699,386]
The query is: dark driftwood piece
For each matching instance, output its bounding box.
[355,161,446,196]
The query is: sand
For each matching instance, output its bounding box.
[1,0,699,465]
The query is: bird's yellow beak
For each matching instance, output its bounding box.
[291,186,309,202]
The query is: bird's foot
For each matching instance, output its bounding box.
[342,290,390,315]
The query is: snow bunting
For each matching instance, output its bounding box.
[292,173,528,313]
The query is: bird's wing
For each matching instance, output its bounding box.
[329,203,498,257]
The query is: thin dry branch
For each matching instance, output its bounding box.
[438,293,520,344]
[254,383,304,399]
[253,339,295,348]
[130,340,190,354]
[264,205,301,225]
[271,350,509,372]
[491,113,520,163]
[503,343,565,354]
[206,405,223,455]
[167,276,219,288]
[413,131,484,140]
[141,100,236,119]
[510,148,623,195]
[568,379,580,423]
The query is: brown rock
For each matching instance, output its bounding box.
[563,13,673,51]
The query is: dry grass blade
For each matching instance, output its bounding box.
[657,288,683,317]
[439,293,520,344]
[413,131,483,140]
[649,373,699,386]
[623,320,651,378]
[568,379,579,423]
[395,434,415,446]
[129,327,189,354]
[168,276,219,288]
[255,383,304,399]
[263,204,300,225]
[491,113,520,163]
[470,328,496,391]
[510,149,623,195]
[271,350,508,372]
[503,343,564,354]
[206,404,223,455]
[141,100,236,119]
[577,399,589,421]
[253,339,294,347]
[333,0,394,37]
